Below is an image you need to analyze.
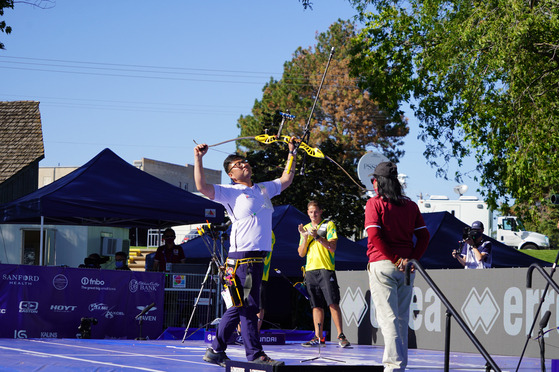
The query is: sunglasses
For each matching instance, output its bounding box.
[227,159,249,173]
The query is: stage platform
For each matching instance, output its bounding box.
[0,337,552,371]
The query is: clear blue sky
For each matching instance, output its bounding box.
[1,0,482,202]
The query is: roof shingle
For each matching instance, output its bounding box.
[0,101,45,182]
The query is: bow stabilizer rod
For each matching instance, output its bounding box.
[296,46,335,174]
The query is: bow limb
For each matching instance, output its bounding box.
[254,134,325,159]
[205,134,367,192]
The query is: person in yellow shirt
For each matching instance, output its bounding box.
[297,200,350,348]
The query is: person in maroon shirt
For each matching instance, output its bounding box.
[364,161,430,372]
[153,228,186,272]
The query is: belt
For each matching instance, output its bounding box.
[226,257,264,266]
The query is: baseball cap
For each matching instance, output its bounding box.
[373,161,398,178]
[471,221,484,230]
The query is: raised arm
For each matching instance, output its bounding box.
[279,137,298,191]
[194,143,215,200]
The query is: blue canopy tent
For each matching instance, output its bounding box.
[181,207,549,273]
[0,148,225,264]
[180,205,367,276]
[358,211,551,269]
[0,148,225,227]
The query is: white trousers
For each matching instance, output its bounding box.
[368,260,414,372]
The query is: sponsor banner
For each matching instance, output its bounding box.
[204,330,286,345]
[0,264,164,339]
[338,267,559,359]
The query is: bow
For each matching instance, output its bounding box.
[202,133,368,192]
[205,134,324,159]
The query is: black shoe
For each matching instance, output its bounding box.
[203,347,230,367]
[252,354,285,366]
[337,333,351,348]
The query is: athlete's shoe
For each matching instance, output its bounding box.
[302,336,323,347]
[203,347,230,367]
[337,333,351,348]
[251,353,285,366]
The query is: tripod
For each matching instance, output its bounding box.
[181,255,222,342]
[300,323,345,364]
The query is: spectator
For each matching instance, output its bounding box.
[114,251,131,270]
[78,253,109,269]
[153,228,186,272]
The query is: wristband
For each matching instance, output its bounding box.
[394,258,403,268]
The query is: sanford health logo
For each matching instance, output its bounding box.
[3,273,40,286]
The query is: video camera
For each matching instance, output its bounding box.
[462,226,482,241]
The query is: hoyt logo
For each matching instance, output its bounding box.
[50,304,77,313]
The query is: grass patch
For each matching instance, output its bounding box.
[521,249,558,263]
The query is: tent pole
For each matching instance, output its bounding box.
[39,216,44,266]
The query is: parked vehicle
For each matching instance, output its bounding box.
[418,191,550,250]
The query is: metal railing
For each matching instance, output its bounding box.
[405,259,501,372]
[163,272,221,330]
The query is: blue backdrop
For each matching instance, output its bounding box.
[0,264,164,339]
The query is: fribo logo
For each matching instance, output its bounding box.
[461,287,500,334]
[340,287,368,326]
[81,277,105,286]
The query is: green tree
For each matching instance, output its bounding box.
[236,20,408,235]
[0,0,14,50]
[348,0,559,225]
[237,20,408,162]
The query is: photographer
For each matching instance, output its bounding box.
[452,221,492,269]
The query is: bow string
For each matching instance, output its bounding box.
[201,133,368,192]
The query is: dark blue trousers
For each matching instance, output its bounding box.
[211,251,265,361]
